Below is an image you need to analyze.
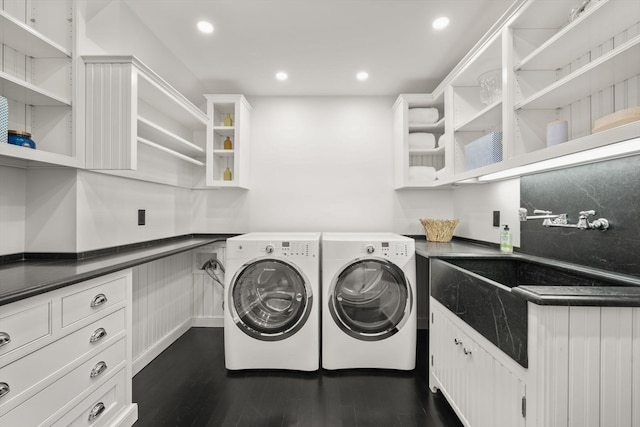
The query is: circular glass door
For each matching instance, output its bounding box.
[328,258,412,341]
[229,258,312,341]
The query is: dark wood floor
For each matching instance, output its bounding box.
[132,328,463,427]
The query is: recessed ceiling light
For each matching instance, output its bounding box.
[197,21,214,34]
[356,71,369,81]
[276,71,288,81]
[432,16,450,30]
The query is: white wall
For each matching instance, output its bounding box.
[192,96,454,234]
[76,170,192,252]
[452,178,521,247]
[25,167,77,253]
[0,165,26,255]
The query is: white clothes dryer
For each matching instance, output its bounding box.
[322,232,416,370]
[224,232,321,371]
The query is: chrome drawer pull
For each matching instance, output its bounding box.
[90,293,108,307]
[90,361,108,378]
[0,382,10,398]
[453,338,462,346]
[89,328,107,343]
[0,332,10,347]
[463,347,472,355]
[88,402,106,421]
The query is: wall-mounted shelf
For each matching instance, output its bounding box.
[205,94,251,189]
[393,94,448,189]
[84,55,207,173]
[0,1,78,167]
[429,0,640,184]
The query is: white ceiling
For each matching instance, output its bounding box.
[121,0,517,97]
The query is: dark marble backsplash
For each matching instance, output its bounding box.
[520,154,640,277]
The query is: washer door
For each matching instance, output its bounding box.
[329,258,412,341]
[229,258,312,341]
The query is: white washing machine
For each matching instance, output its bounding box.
[322,232,416,370]
[224,232,321,371]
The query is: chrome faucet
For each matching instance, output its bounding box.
[518,208,566,226]
[519,208,609,231]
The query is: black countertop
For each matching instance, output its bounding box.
[415,239,640,307]
[0,235,229,306]
[2,236,638,308]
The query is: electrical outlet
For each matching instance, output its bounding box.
[138,209,146,226]
[493,211,500,227]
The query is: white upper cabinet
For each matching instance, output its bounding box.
[83,56,208,186]
[406,0,640,187]
[0,0,79,167]
[204,94,251,189]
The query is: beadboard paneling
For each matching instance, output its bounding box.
[192,243,226,327]
[132,251,193,374]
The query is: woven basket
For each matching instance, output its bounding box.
[419,218,459,242]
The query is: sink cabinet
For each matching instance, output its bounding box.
[430,299,526,427]
[430,296,640,427]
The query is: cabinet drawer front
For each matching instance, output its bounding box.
[51,367,127,427]
[61,274,127,327]
[0,338,126,425]
[0,301,51,359]
[0,309,125,410]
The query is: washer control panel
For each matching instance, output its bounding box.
[261,241,316,258]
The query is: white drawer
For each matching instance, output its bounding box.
[0,309,125,410]
[61,273,127,328]
[0,338,126,426]
[0,300,52,359]
[51,368,128,427]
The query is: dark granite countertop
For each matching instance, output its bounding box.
[415,238,640,307]
[0,235,231,306]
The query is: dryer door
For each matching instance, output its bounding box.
[229,258,312,341]
[329,258,412,341]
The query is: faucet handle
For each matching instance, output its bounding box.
[579,210,596,217]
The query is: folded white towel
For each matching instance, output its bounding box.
[408,166,436,182]
[408,108,439,124]
[435,166,450,180]
[408,133,436,149]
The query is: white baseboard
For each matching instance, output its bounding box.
[133,319,193,375]
[114,404,138,427]
[191,317,223,327]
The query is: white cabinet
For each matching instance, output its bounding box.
[0,0,80,167]
[204,94,251,188]
[393,94,447,189]
[84,56,208,186]
[430,299,526,427]
[436,0,640,183]
[0,270,137,426]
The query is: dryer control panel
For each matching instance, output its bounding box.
[359,241,409,258]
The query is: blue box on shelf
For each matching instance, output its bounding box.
[464,131,503,171]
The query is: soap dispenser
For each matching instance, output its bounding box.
[500,225,513,254]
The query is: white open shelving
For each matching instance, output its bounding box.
[0,1,78,167]
[418,0,640,186]
[84,55,208,175]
